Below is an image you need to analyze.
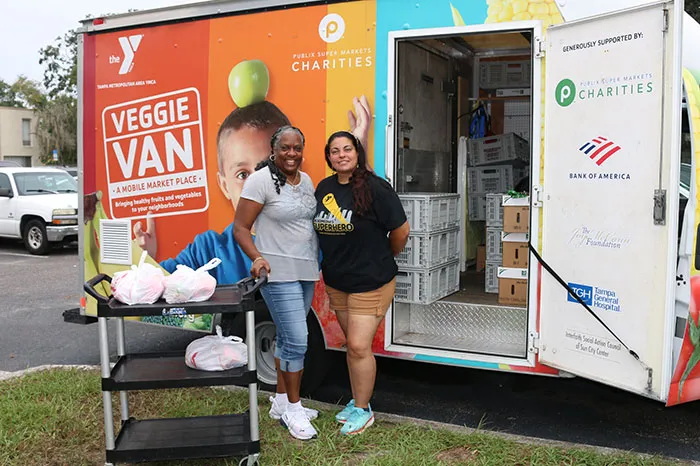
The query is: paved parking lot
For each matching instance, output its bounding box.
[0,238,201,373]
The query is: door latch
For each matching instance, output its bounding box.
[654,189,666,225]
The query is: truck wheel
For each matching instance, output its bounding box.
[220,300,330,396]
[23,219,50,255]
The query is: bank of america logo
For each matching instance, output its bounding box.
[578,136,621,166]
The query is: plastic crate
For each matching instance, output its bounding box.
[486,193,504,226]
[485,227,503,261]
[399,193,460,233]
[396,228,460,269]
[395,259,460,305]
[468,166,516,194]
[468,133,529,167]
[468,193,487,221]
[485,261,499,294]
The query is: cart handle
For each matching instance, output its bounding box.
[242,269,268,297]
[83,274,112,304]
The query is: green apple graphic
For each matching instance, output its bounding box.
[228,59,270,108]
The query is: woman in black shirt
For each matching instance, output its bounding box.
[313,131,409,435]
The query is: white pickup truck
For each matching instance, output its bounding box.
[0,167,79,254]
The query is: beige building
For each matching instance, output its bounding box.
[0,106,42,167]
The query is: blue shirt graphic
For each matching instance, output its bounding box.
[160,222,252,286]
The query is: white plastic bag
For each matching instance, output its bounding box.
[162,258,221,304]
[185,325,248,371]
[111,251,166,305]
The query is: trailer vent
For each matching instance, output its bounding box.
[99,219,132,265]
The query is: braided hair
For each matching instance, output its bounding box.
[324,131,374,215]
[255,125,306,194]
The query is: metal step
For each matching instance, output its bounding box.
[102,352,256,391]
[106,414,258,463]
[393,301,528,358]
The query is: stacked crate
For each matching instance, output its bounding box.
[484,193,503,294]
[467,133,530,222]
[395,193,461,305]
[497,194,530,307]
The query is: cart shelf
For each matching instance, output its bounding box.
[102,352,257,391]
[106,413,260,464]
[84,274,259,318]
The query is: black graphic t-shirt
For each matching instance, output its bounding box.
[314,174,407,293]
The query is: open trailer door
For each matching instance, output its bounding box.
[538,0,682,400]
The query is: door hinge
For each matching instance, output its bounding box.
[663,8,669,32]
[535,36,545,58]
[532,185,543,208]
[654,189,666,225]
[529,331,540,354]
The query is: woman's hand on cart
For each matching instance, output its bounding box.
[250,257,270,279]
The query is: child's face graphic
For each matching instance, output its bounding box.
[217,126,277,210]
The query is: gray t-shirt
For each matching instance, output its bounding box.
[240,166,319,283]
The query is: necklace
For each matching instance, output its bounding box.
[288,170,301,190]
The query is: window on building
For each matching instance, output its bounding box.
[21,119,31,146]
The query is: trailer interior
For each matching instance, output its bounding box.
[390,28,536,360]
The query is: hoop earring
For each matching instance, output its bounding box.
[269,154,276,162]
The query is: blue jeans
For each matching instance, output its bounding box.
[260,280,315,373]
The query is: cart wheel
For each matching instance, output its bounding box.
[239,456,259,466]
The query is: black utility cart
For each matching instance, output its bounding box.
[84,272,267,466]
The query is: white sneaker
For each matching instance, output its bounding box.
[280,408,318,440]
[268,395,318,421]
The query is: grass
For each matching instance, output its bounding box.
[0,367,688,466]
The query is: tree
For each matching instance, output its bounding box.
[38,30,77,99]
[34,30,79,165]
[0,76,44,108]
[35,96,77,165]
[0,79,21,107]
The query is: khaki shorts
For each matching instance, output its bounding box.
[325,277,397,317]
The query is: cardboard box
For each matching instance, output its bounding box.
[502,195,529,233]
[502,241,528,268]
[498,278,528,306]
[476,245,486,272]
[503,206,529,233]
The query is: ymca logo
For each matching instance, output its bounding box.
[578,136,621,166]
[318,13,345,43]
[111,34,144,75]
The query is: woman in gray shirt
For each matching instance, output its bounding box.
[234,126,320,441]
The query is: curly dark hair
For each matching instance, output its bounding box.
[255,125,306,194]
[324,131,374,216]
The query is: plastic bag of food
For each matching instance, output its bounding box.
[162,258,221,304]
[111,251,165,305]
[185,325,248,371]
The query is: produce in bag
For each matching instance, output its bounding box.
[162,258,222,304]
[111,250,166,305]
[185,325,248,371]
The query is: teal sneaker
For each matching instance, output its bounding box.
[335,399,356,423]
[340,407,375,436]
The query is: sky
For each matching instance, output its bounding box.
[0,0,199,85]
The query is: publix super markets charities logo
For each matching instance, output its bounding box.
[555,73,654,107]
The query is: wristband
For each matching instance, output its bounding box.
[253,256,264,265]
